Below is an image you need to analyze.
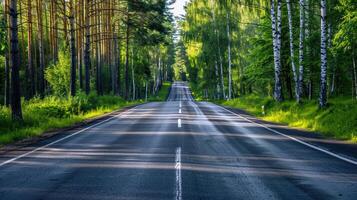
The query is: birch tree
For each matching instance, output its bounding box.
[227,12,232,100]
[298,0,305,101]
[285,0,299,101]
[270,0,283,102]
[319,0,328,107]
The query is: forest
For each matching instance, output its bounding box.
[0,0,175,143]
[0,0,356,143]
[179,0,356,140]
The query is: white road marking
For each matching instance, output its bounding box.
[0,104,143,167]
[179,109,182,114]
[175,147,182,200]
[178,119,182,128]
[179,101,182,108]
[216,104,357,166]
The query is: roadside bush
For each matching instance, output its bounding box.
[45,50,70,96]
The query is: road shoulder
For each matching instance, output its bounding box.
[216,103,357,163]
[0,104,143,158]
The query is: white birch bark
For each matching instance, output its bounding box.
[319,0,328,107]
[285,0,299,101]
[298,0,305,102]
[226,12,232,100]
[215,61,220,98]
[270,0,283,101]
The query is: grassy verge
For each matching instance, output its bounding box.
[0,94,141,145]
[0,83,172,146]
[215,95,357,142]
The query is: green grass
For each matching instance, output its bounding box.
[0,83,172,146]
[0,94,141,145]
[147,82,172,101]
[215,95,357,142]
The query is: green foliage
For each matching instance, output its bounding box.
[218,96,357,142]
[0,82,173,145]
[45,50,71,97]
[148,82,172,101]
[0,94,139,146]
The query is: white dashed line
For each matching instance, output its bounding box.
[178,119,182,128]
[175,147,182,200]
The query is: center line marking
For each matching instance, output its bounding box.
[178,119,182,128]
[179,101,182,108]
[179,109,182,114]
[175,147,182,200]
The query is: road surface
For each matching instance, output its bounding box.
[0,82,357,200]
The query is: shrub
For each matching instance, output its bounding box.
[45,50,71,97]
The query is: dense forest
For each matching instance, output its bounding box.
[0,0,175,121]
[0,0,356,135]
[179,0,356,107]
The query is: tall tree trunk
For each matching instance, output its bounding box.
[37,0,45,97]
[69,0,76,96]
[78,0,83,90]
[270,0,283,102]
[215,61,220,99]
[84,0,91,95]
[26,0,34,99]
[286,0,299,102]
[319,0,328,107]
[131,49,135,100]
[4,0,10,106]
[305,0,312,99]
[113,33,119,95]
[125,12,130,99]
[117,24,121,96]
[226,12,232,100]
[9,0,23,121]
[53,1,58,62]
[353,48,357,100]
[298,0,305,101]
[210,0,224,99]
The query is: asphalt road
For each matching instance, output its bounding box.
[0,81,357,200]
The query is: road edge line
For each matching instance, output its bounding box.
[213,103,357,166]
[0,104,144,167]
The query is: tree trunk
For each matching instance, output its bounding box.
[298,0,305,101]
[4,0,10,106]
[286,0,299,102]
[131,49,135,100]
[210,0,225,99]
[145,81,148,102]
[37,0,45,97]
[84,0,91,95]
[9,0,23,121]
[270,0,283,102]
[113,33,119,95]
[319,0,328,107]
[117,27,121,96]
[69,0,76,96]
[125,11,130,99]
[353,49,357,100]
[26,0,34,99]
[215,61,220,99]
[226,12,232,100]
